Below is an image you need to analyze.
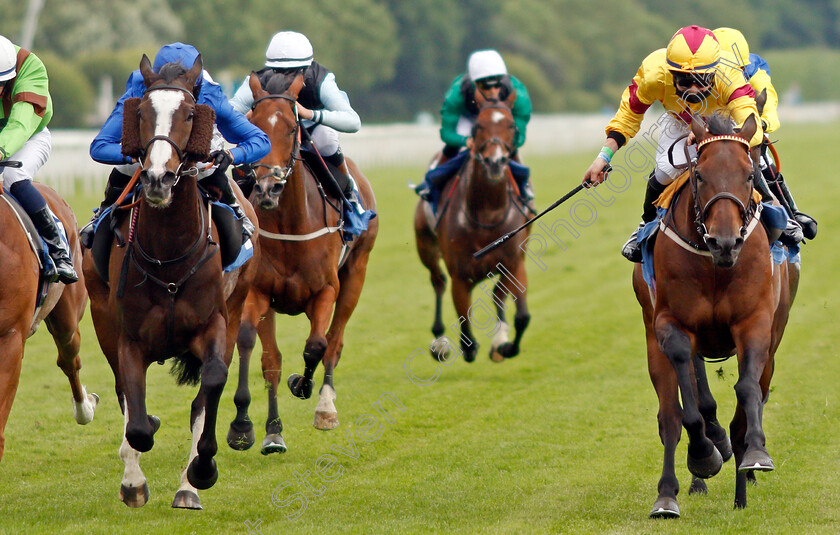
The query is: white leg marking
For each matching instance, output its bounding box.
[315,385,337,415]
[492,321,510,349]
[177,408,206,494]
[73,384,98,424]
[120,399,146,490]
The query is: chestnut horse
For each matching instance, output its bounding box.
[633,114,798,518]
[226,71,377,451]
[0,178,98,461]
[82,55,259,509]
[414,91,530,363]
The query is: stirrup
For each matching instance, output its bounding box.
[793,211,817,240]
[779,218,804,248]
[621,222,645,263]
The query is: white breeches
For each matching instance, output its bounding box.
[1,128,51,187]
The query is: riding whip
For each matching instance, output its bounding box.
[0,160,22,168]
[473,166,610,258]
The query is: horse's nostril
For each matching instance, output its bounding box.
[705,236,718,249]
[734,237,744,248]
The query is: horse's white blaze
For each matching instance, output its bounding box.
[120,399,146,490]
[267,113,278,128]
[177,407,206,494]
[491,145,504,161]
[73,384,97,424]
[491,110,505,124]
[147,90,185,176]
[315,384,337,415]
[492,321,510,349]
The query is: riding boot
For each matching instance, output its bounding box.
[233,164,256,199]
[773,172,817,240]
[29,206,79,284]
[331,155,365,215]
[509,159,534,203]
[622,175,666,262]
[219,177,255,241]
[79,168,133,249]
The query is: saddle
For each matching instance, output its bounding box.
[0,193,55,308]
[299,145,353,200]
[90,187,249,282]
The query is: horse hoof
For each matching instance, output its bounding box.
[688,477,708,495]
[74,391,99,424]
[714,434,733,463]
[489,346,504,363]
[738,450,774,472]
[649,497,680,518]
[172,489,202,510]
[430,337,452,362]
[227,424,256,451]
[261,434,287,455]
[187,458,218,490]
[149,415,161,433]
[314,411,339,431]
[120,482,150,508]
[463,344,478,363]
[287,374,313,399]
[687,446,723,479]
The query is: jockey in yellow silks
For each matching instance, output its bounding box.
[714,26,817,240]
[582,25,778,262]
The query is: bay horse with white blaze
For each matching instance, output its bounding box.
[0,178,98,461]
[633,114,798,517]
[414,90,530,362]
[82,55,259,509]
[226,71,377,451]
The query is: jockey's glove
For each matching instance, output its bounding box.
[210,149,234,174]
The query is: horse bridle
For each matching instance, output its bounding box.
[676,134,756,241]
[248,94,301,186]
[139,84,200,180]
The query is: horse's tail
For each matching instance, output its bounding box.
[170,352,202,386]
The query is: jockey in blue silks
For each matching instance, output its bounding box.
[81,42,270,248]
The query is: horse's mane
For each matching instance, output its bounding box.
[707,113,736,136]
[157,62,190,84]
[262,71,296,96]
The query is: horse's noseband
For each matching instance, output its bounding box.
[690,135,755,240]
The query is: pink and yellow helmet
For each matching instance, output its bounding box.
[666,25,720,73]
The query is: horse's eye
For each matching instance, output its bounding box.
[187,110,195,120]
[695,171,703,182]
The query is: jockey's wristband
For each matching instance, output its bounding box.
[597,150,612,164]
[600,145,614,160]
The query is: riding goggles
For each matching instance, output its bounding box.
[476,76,503,90]
[672,71,715,90]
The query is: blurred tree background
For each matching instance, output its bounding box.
[1,0,839,127]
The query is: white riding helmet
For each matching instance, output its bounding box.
[0,36,17,82]
[468,50,507,82]
[265,31,314,69]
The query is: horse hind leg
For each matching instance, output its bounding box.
[490,265,529,361]
[450,278,479,362]
[258,311,286,454]
[45,291,99,424]
[693,354,732,463]
[173,407,206,509]
[119,399,157,508]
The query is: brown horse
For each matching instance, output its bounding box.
[0,180,98,460]
[226,71,377,450]
[633,114,798,517]
[414,91,530,363]
[82,55,259,509]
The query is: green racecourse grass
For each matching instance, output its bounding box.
[1,122,839,535]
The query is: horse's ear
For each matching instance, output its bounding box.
[287,72,305,98]
[184,54,203,90]
[185,104,216,161]
[121,97,143,159]
[737,113,758,143]
[690,113,708,142]
[249,72,267,100]
[755,88,767,116]
[503,88,517,109]
[139,54,157,87]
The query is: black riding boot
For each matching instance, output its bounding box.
[80,168,133,249]
[757,166,806,246]
[217,173,255,240]
[621,175,666,262]
[29,206,78,284]
[771,172,817,240]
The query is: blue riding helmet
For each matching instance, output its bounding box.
[153,42,200,72]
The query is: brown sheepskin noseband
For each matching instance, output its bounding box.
[121,98,216,162]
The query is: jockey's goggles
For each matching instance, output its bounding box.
[672,70,715,90]
[476,76,503,90]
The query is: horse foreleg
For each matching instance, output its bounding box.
[227,292,268,451]
[450,278,478,362]
[492,263,529,361]
[415,204,450,361]
[119,340,156,453]
[0,329,25,461]
[693,354,732,463]
[257,311,286,454]
[731,325,774,474]
[186,313,229,491]
[45,291,98,425]
[647,328,683,518]
[288,287,336,400]
[119,399,154,508]
[655,317,721,480]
